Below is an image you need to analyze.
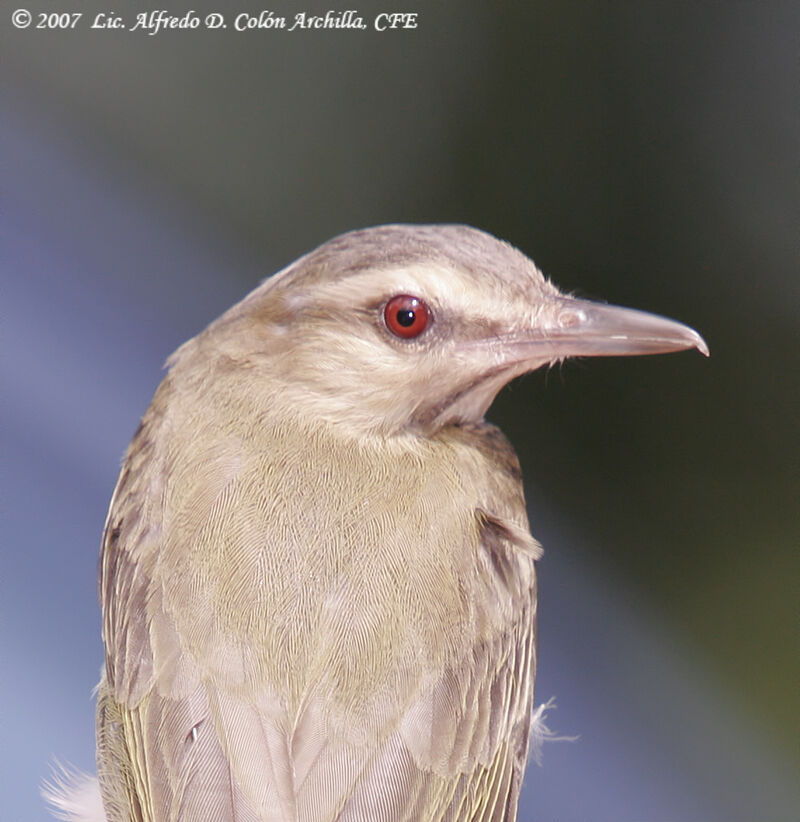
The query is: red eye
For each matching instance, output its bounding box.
[383,294,431,339]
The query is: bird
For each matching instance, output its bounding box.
[46,224,707,822]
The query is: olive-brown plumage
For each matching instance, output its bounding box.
[48,225,706,822]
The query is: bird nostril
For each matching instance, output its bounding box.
[557,308,586,329]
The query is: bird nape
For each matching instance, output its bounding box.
[45,224,707,822]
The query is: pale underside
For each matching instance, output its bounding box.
[91,369,540,822]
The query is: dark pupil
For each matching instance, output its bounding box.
[396,308,416,327]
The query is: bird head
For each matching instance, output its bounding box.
[189,224,707,437]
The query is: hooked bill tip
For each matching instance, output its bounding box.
[691,329,710,357]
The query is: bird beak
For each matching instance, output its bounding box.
[528,296,709,360]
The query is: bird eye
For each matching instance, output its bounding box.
[383,294,431,339]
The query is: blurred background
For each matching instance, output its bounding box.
[2,2,798,820]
